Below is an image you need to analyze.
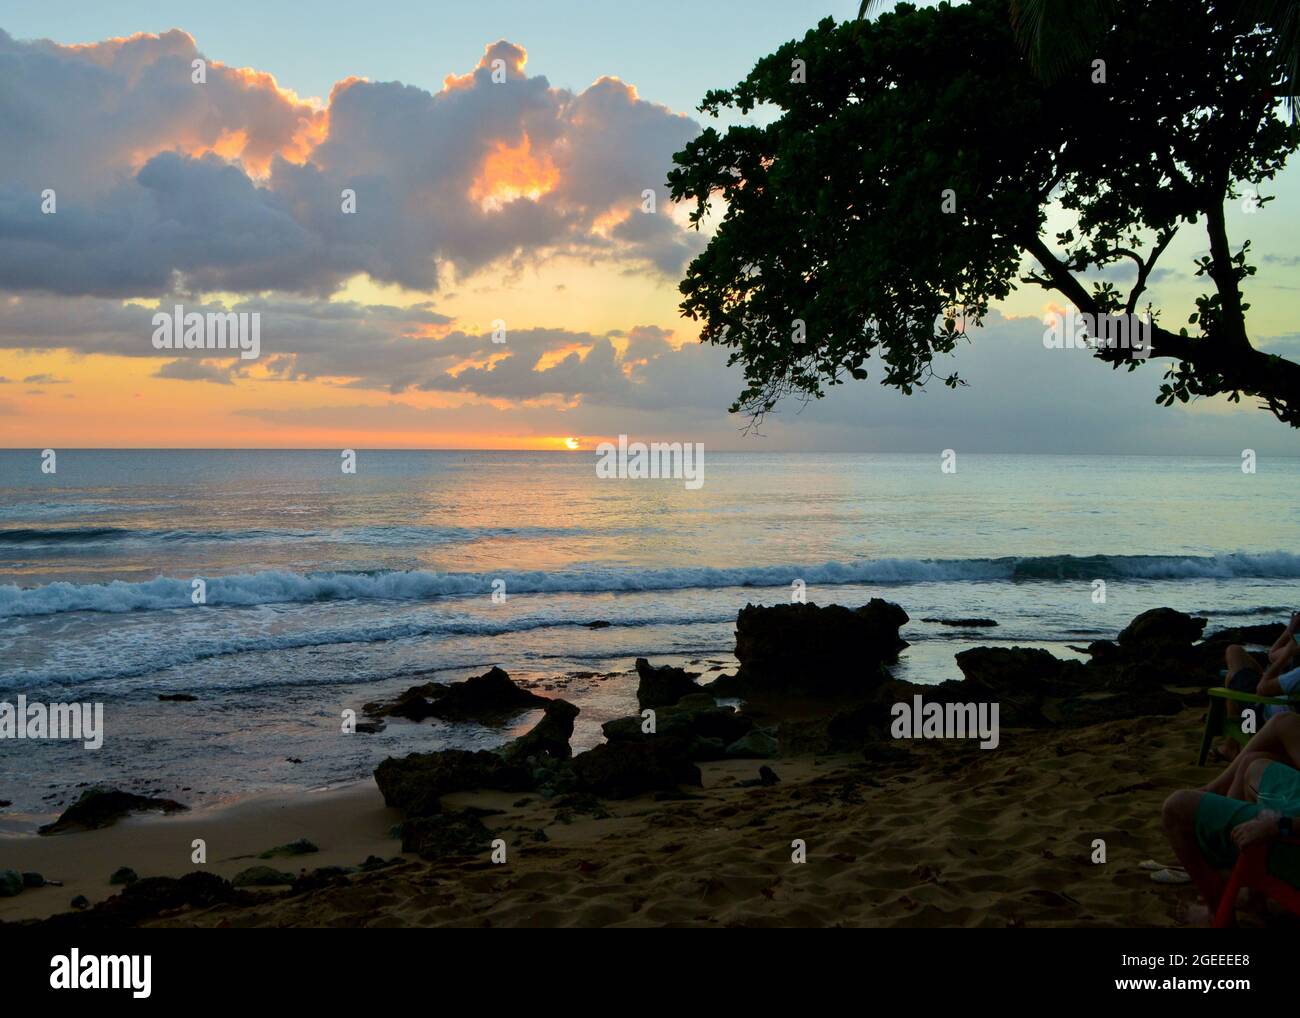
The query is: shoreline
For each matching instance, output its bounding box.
[0,781,402,923]
[3,708,1213,927]
[1,602,1280,927]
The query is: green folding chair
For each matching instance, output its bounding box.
[1198,685,1300,766]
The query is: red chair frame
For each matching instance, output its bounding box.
[1214,837,1300,927]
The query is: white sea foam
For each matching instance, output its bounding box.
[2,552,1298,618]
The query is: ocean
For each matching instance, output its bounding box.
[1,449,1297,824]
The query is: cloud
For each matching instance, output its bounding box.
[153,359,237,384]
[0,31,703,298]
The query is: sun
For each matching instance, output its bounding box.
[564,437,580,450]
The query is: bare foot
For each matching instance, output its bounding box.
[1176,900,1216,927]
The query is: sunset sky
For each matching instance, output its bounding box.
[2,0,1298,454]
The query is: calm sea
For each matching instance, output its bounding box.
[1,449,1297,823]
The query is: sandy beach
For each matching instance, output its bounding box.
[1,699,1220,928]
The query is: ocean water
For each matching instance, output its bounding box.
[1,449,1297,825]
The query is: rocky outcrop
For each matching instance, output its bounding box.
[922,617,998,627]
[603,701,752,747]
[724,599,909,696]
[1203,623,1286,647]
[1117,607,1207,647]
[373,750,534,818]
[571,740,702,799]
[635,658,701,708]
[38,789,188,835]
[499,698,580,763]
[398,811,495,860]
[364,666,549,723]
[10,873,246,930]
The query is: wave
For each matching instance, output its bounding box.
[0,523,597,549]
[2,552,1298,618]
[2,609,741,686]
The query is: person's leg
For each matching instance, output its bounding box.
[1226,644,1260,677]
[1163,790,1226,916]
[1202,712,1300,793]
[1219,646,1265,759]
[1227,754,1279,801]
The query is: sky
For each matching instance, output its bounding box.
[0,0,1298,454]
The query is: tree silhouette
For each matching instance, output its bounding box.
[671,0,1300,425]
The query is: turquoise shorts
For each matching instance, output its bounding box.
[1195,762,1300,883]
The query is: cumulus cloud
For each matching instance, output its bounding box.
[0,31,703,298]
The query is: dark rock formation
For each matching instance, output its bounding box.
[1204,623,1286,647]
[38,788,188,835]
[727,599,909,696]
[258,838,318,859]
[399,810,495,860]
[635,658,701,709]
[922,617,999,627]
[571,740,702,799]
[12,874,245,930]
[232,865,295,887]
[364,666,549,723]
[374,749,534,818]
[1118,607,1207,647]
[499,698,580,763]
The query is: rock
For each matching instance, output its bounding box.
[258,838,318,859]
[738,765,781,787]
[109,867,138,886]
[374,749,534,818]
[1203,623,1286,647]
[62,874,240,928]
[587,620,611,629]
[38,788,188,835]
[955,646,1072,690]
[0,869,22,897]
[364,666,549,723]
[725,729,779,759]
[499,698,580,763]
[602,701,753,758]
[21,872,46,888]
[157,693,197,701]
[232,865,295,887]
[355,721,385,734]
[0,800,10,808]
[399,810,494,860]
[571,740,702,799]
[635,658,701,708]
[70,895,89,910]
[1117,607,1207,647]
[922,617,998,627]
[731,599,909,695]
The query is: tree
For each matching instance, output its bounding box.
[670,0,1300,426]
[864,0,1298,116]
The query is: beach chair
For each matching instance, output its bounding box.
[1213,839,1300,927]
[1197,686,1300,767]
